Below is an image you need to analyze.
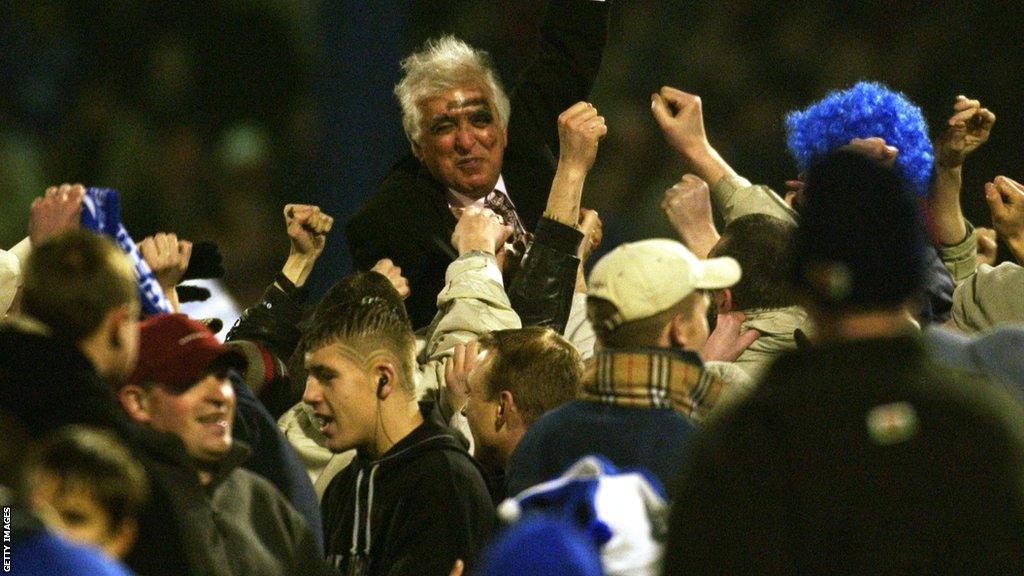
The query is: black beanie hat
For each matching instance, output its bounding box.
[792,150,928,309]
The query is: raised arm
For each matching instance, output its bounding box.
[651,87,796,225]
[139,232,192,313]
[509,101,605,331]
[930,95,995,246]
[226,204,333,410]
[422,207,522,422]
[661,174,720,259]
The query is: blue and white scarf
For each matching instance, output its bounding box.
[80,187,173,315]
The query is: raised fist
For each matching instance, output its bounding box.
[284,204,334,258]
[371,258,410,300]
[557,101,607,172]
[29,183,85,247]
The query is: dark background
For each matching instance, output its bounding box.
[2,0,1020,303]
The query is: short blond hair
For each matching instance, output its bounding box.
[22,230,137,342]
[587,292,706,349]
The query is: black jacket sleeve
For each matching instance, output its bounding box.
[225,280,309,417]
[508,217,583,334]
[226,280,308,361]
[509,0,612,157]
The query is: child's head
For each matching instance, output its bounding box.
[22,426,148,559]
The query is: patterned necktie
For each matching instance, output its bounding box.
[485,190,527,246]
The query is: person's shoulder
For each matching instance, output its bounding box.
[510,401,589,461]
[15,531,134,576]
[923,363,1024,430]
[528,399,588,429]
[401,431,482,477]
[354,155,432,214]
[321,460,361,502]
[347,155,447,241]
[219,466,282,500]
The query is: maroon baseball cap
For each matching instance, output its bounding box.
[128,313,246,391]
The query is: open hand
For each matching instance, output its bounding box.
[702,311,760,363]
[445,340,479,414]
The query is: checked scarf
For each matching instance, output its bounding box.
[579,348,724,422]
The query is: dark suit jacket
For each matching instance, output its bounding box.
[346,0,611,328]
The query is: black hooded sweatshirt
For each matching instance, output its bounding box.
[321,401,494,576]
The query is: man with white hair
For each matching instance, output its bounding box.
[346,0,613,328]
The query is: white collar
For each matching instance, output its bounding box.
[446,175,508,209]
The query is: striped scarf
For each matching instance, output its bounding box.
[579,348,723,422]
[81,187,173,315]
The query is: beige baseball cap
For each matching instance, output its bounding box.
[588,239,741,330]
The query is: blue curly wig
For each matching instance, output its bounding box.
[785,81,934,198]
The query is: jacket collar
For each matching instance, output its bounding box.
[129,424,252,490]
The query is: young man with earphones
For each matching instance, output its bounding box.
[303,207,503,576]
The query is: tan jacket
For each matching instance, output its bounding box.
[937,221,1024,333]
[708,174,809,380]
[734,306,810,381]
[710,173,799,227]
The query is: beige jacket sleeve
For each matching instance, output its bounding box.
[0,238,31,316]
[710,174,799,227]
[937,221,978,285]
[416,252,522,434]
[951,261,1024,333]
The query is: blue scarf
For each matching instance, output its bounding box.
[80,187,173,315]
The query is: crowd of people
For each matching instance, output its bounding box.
[3,0,1024,574]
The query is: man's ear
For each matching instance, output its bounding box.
[105,518,138,560]
[716,289,733,314]
[411,140,423,161]
[118,385,151,423]
[669,313,689,349]
[372,362,399,400]
[497,390,519,428]
[104,304,134,350]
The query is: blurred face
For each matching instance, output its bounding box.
[463,350,503,467]
[30,473,120,556]
[303,342,378,454]
[146,373,235,463]
[412,84,507,199]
